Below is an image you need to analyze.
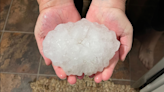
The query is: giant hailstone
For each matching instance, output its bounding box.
[43,18,120,76]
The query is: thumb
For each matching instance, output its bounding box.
[35,32,52,65]
[119,26,133,61]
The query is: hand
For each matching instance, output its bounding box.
[86,0,133,83]
[34,0,81,84]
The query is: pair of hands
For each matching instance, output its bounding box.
[35,0,133,84]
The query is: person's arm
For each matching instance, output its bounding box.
[91,0,126,12]
[37,0,74,12]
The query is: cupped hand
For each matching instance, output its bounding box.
[86,1,133,83]
[34,0,81,84]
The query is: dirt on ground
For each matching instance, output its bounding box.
[30,76,139,92]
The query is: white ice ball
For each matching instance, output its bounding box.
[43,18,120,76]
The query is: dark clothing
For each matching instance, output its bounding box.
[74,0,83,16]
[151,0,164,31]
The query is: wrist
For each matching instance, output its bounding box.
[38,0,74,12]
[91,0,126,12]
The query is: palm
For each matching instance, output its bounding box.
[86,5,133,83]
[34,4,81,84]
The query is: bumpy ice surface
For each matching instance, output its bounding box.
[43,18,120,76]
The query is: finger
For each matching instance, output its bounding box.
[120,25,133,61]
[94,72,102,83]
[102,51,119,81]
[34,25,52,65]
[77,73,84,79]
[67,75,77,84]
[42,54,52,65]
[35,36,52,65]
[52,65,67,79]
